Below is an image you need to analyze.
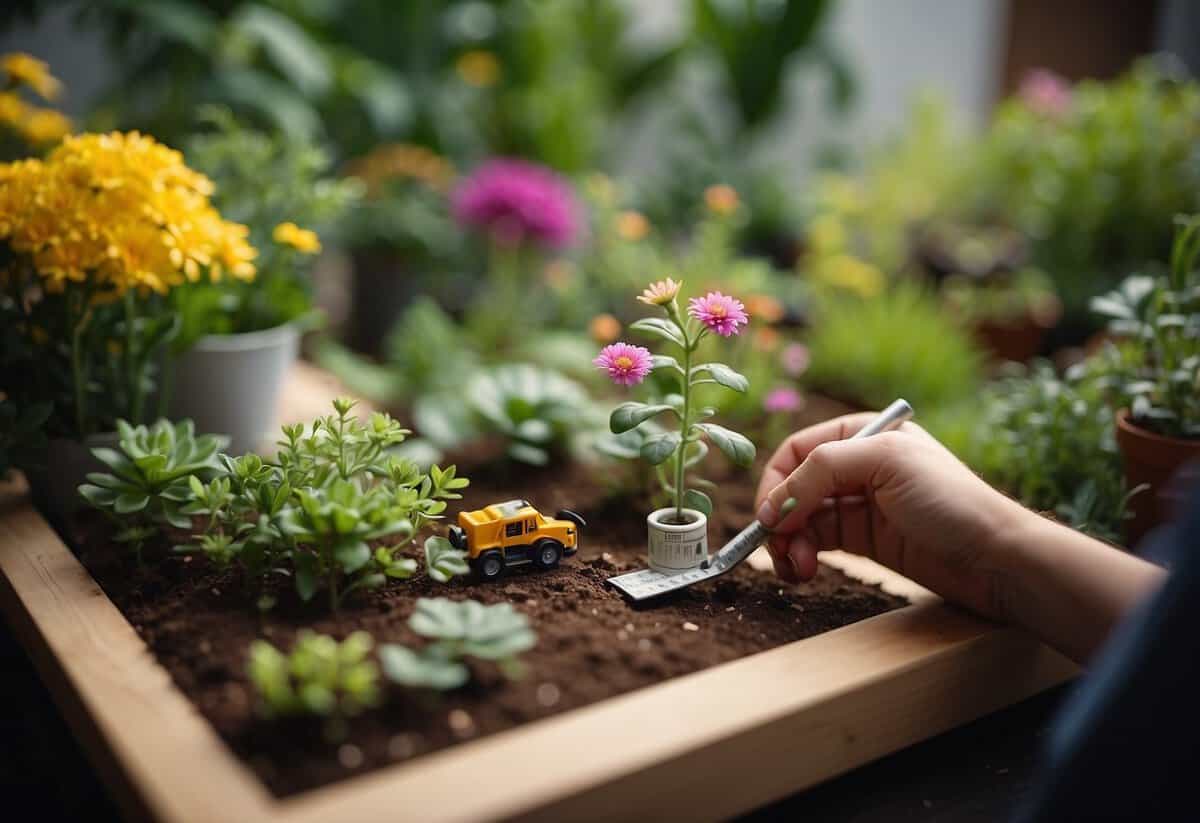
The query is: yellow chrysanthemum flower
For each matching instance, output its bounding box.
[0,91,26,125]
[2,52,62,101]
[20,107,71,144]
[272,222,321,254]
[455,50,501,88]
[0,130,257,297]
[637,277,682,306]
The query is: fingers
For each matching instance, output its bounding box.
[758,434,898,530]
[754,413,881,509]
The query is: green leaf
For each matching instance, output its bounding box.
[629,317,685,347]
[640,431,682,465]
[114,492,150,514]
[683,489,713,517]
[77,484,118,508]
[694,363,749,392]
[378,645,469,691]
[424,536,469,584]
[651,354,684,374]
[336,540,371,574]
[232,4,332,97]
[294,556,319,601]
[694,423,756,467]
[609,402,675,434]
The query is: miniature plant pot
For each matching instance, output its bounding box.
[646,507,708,573]
[26,432,120,528]
[169,323,300,454]
[1115,409,1200,546]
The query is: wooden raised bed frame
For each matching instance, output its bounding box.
[0,366,1076,822]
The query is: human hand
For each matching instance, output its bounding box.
[754,413,1035,622]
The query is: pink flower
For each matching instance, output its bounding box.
[687,291,748,337]
[451,158,580,249]
[593,342,653,386]
[763,386,804,414]
[780,343,810,377]
[1019,69,1072,117]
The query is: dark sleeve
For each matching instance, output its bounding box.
[1018,487,1200,821]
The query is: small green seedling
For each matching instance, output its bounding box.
[380,597,537,690]
[247,630,380,741]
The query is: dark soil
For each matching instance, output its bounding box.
[71,428,905,798]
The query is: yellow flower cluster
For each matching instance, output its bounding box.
[345,143,455,196]
[455,50,501,88]
[0,131,257,296]
[0,52,72,146]
[273,221,321,254]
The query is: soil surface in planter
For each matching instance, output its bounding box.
[72,449,906,798]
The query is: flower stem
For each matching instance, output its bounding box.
[672,303,691,522]
[70,292,94,437]
[124,290,144,424]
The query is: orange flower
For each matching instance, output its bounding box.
[456,50,501,88]
[753,327,780,352]
[616,210,649,241]
[589,313,622,343]
[704,184,739,216]
[744,294,784,325]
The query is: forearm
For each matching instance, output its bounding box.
[996,510,1167,665]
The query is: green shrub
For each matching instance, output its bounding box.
[803,284,983,412]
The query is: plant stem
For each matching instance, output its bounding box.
[123,290,144,424]
[673,308,692,522]
[70,292,95,437]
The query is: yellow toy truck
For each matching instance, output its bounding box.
[447,499,585,580]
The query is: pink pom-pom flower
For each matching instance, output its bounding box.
[593,342,653,386]
[763,386,804,414]
[688,291,749,337]
[451,158,580,250]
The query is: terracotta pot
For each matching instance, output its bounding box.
[1114,409,1200,545]
[972,300,1062,364]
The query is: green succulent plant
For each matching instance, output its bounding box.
[248,630,380,740]
[415,363,603,466]
[77,419,228,560]
[380,597,537,690]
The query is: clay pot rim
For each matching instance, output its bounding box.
[1115,408,1200,448]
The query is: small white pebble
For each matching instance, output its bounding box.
[601,552,615,563]
[448,709,475,737]
[682,622,699,632]
[388,734,418,759]
[210,587,221,597]
[638,638,652,651]
[536,682,561,707]
[198,640,212,655]
[624,623,635,632]
[737,614,744,622]
[525,599,538,607]
[337,743,364,769]
[778,589,785,595]
[725,606,736,612]
[591,608,598,616]
[617,630,628,641]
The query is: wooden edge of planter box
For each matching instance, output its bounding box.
[0,480,1077,823]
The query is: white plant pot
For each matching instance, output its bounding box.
[27,432,120,527]
[169,323,300,454]
[646,507,709,573]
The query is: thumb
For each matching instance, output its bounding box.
[757,435,897,532]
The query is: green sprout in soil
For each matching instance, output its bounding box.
[380,597,538,690]
[248,630,380,741]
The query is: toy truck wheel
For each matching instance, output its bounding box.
[533,539,563,570]
[475,550,504,581]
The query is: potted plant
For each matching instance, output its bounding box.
[594,279,755,571]
[1090,215,1200,542]
[341,143,461,354]
[169,109,360,452]
[0,130,258,522]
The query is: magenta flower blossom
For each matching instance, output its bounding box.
[688,291,749,337]
[451,158,580,250]
[780,343,810,377]
[1019,69,1072,117]
[763,386,804,414]
[594,342,653,386]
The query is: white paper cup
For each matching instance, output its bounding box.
[647,507,708,572]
